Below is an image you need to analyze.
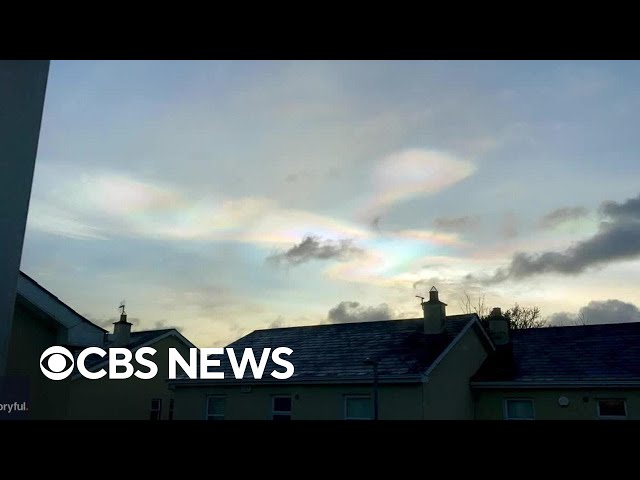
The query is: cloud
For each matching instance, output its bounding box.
[266,235,364,267]
[92,316,140,330]
[549,299,640,326]
[433,216,478,233]
[361,149,475,217]
[26,165,370,248]
[482,193,640,282]
[268,316,287,329]
[327,301,395,324]
[539,206,588,229]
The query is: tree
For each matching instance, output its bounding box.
[503,303,546,329]
[458,292,489,319]
[458,292,546,329]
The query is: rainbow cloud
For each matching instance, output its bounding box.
[28,167,371,247]
[360,148,475,219]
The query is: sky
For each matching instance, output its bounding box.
[20,60,640,346]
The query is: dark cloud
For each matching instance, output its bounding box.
[327,301,394,324]
[268,316,286,329]
[539,206,588,229]
[91,316,140,330]
[266,235,364,267]
[601,194,640,220]
[483,193,640,283]
[152,319,181,332]
[549,299,640,326]
[433,215,478,232]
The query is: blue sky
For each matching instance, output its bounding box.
[20,60,640,345]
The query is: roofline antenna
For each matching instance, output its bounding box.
[415,295,425,304]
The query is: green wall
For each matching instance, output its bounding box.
[68,336,191,420]
[173,383,423,420]
[475,388,640,420]
[6,302,70,419]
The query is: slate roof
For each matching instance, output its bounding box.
[176,314,477,383]
[472,322,640,385]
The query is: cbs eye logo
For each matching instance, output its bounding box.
[40,346,75,380]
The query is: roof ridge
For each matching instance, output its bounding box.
[252,313,477,333]
[514,321,640,333]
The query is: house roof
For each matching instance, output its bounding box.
[174,314,480,384]
[17,271,108,333]
[69,328,196,378]
[472,322,640,387]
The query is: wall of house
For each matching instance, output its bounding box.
[475,388,640,420]
[67,336,191,420]
[172,382,423,420]
[422,325,491,419]
[6,302,71,419]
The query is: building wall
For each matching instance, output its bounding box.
[173,383,423,420]
[6,302,70,419]
[67,336,191,420]
[422,324,491,419]
[475,388,640,420]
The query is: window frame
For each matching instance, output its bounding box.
[597,398,627,420]
[205,395,226,421]
[271,395,292,420]
[150,398,162,421]
[503,398,535,421]
[344,394,373,421]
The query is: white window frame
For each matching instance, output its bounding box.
[503,398,535,420]
[597,398,627,420]
[150,398,162,421]
[205,396,226,421]
[344,395,373,420]
[272,395,292,420]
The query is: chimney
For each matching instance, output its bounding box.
[487,307,509,345]
[112,310,132,347]
[422,286,447,334]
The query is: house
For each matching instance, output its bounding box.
[5,271,196,420]
[472,315,640,420]
[170,287,495,420]
[170,287,640,420]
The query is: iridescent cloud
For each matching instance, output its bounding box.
[360,148,476,218]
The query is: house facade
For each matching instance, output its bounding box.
[5,271,195,420]
[171,288,640,421]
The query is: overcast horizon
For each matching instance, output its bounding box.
[20,60,640,346]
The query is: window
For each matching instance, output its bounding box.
[504,399,534,420]
[206,396,225,420]
[597,399,627,419]
[168,398,174,421]
[345,395,372,420]
[272,396,292,420]
[150,398,162,421]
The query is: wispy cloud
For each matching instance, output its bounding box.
[433,215,479,233]
[361,149,475,218]
[539,206,589,230]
